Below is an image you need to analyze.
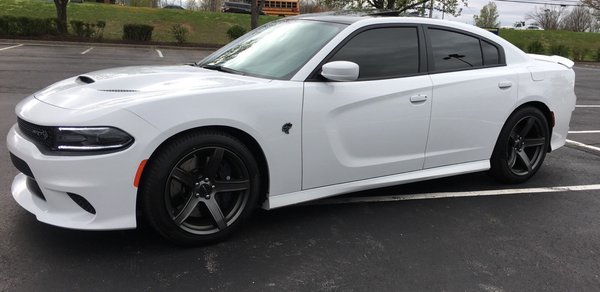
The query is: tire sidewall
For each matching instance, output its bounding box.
[140,131,261,246]
[490,107,550,183]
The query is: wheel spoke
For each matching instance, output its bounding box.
[524,138,545,148]
[203,197,227,230]
[203,148,224,178]
[215,179,250,193]
[519,117,536,137]
[171,167,196,188]
[517,150,533,173]
[508,148,517,168]
[173,195,201,225]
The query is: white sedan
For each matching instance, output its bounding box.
[7,12,576,245]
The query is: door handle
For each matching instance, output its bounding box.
[498,81,513,89]
[410,94,428,103]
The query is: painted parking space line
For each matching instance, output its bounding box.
[155,49,163,58]
[576,105,600,108]
[566,139,600,153]
[80,47,94,55]
[310,184,600,206]
[0,44,24,51]
[569,130,600,134]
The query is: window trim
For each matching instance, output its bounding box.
[305,24,427,82]
[423,25,506,74]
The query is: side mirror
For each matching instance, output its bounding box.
[321,61,359,82]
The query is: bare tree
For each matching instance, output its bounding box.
[186,0,199,10]
[250,0,265,29]
[316,0,466,17]
[581,0,600,12]
[473,1,500,27]
[53,0,68,34]
[526,6,564,30]
[562,5,594,31]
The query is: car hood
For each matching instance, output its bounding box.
[34,65,267,110]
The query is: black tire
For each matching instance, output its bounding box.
[140,130,261,246]
[490,107,550,184]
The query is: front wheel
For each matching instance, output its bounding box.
[490,107,550,183]
[140,131,261,246]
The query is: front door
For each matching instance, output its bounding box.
[301,26,433,189]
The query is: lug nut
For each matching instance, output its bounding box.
[204,177,209,182]
[205,195,211,199]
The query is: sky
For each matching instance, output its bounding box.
[440,0,578,27]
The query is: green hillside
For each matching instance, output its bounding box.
[500,29,600,61]
[0,0,279,45]
[1,0,599,60]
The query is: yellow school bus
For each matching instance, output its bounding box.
[262,0,300,16]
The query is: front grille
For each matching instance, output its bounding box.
[26,177,46,201]
[10,152,34,178]
[67,193,96,214]
[17,118,54,150]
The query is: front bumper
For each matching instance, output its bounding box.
[7,108,158,230]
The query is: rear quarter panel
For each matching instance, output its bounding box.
[515,61,576,150]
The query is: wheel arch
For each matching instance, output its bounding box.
[510,101,554,152]
[135,125,270,217]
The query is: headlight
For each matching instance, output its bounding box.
[17,118,134,154]
[54,127,134,151]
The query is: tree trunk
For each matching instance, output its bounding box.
[251,0,264,29]
[54,0,68,34]
[385,0,396,10]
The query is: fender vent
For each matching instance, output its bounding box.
[76,75,95,84]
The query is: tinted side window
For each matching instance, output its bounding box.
[428,28,482,71]
[481,40,500,65]
[329,27,419,80]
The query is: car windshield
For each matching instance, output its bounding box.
[197,20,346,79]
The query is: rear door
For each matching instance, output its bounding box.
[423,26,518,168]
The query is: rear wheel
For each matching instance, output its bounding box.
[490,107,550,183]
[141,131,260,246]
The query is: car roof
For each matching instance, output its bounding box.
[290,10,413,24]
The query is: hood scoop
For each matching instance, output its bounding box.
[76,75,96,84]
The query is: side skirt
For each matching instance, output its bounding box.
[263,160,490,209]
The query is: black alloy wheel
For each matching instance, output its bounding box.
[490,107,549,183]
[166,147,250,234]
[141,131,260,246]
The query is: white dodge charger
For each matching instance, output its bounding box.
[7,12,576,245]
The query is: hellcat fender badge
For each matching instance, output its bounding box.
[282,123,292,134]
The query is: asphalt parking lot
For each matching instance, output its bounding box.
[1,41,599,291]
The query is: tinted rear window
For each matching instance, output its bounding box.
[428,28,483,71]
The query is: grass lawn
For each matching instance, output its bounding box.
[0,0,279,45]
[500,29,600,62]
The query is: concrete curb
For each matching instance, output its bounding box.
[0,38,220,51]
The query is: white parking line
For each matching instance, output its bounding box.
[576,105,600,108]
[80,47,94,55]
[0,44,24,51]
[155,49,163,58]
[566,139,600,152]
[569,130,600,134]
[310,184,600,206]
